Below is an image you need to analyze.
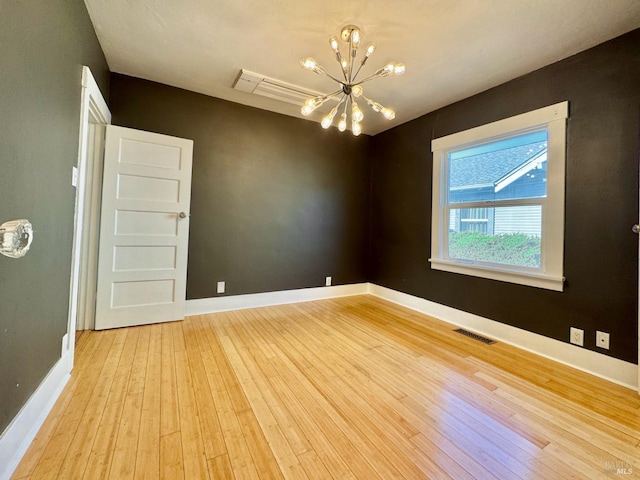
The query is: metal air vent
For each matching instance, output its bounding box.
[454,328,496,345]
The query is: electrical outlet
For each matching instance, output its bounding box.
[596,331,610,350]
[325,276,332,286]
[569,327,584,346]
[217,281,225,294]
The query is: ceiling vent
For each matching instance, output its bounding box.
[232,69,338,113]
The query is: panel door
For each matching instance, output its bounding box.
[95,125,193,330]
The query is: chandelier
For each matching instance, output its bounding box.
[299,25,405,136]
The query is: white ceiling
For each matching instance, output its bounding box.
[84,0,640,136]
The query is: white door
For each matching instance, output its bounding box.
[95,125,193,330]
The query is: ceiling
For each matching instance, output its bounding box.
[84,0,640,136]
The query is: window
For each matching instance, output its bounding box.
[430,102,568,291]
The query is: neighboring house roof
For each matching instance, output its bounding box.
[449,141,547,191]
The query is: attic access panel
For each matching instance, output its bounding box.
[233,69,339,114]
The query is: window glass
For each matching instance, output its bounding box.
[448,130,548,204]
[448,206,542,268]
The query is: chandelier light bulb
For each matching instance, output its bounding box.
[338,113,347,132]
[351,28,361,47]
[300,57,316,69]
[329,36,339,52]
[393,63,406,75]
[381,107,395,120]
[366,44,376,57]
[300,96,325,116]
[351,84,363,97]
[321,106,339,129]
[352,121,362,136]
[300,57,325,75]
[301,103,317,116]
[352,102,364,122]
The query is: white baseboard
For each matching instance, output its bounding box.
[186,282,370,316]
[0,351,72,480]
[369,284,638,391]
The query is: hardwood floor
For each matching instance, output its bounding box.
[12,295,640,479]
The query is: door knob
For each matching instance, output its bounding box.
[179,212,188,219]
[633,224,640,234]
[0,219,33,258]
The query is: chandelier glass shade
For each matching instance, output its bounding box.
[300,25,405,136]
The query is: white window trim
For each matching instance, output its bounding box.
[429,101,568,291]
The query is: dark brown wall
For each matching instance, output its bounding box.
[370,29,640,363]
[0,0,109,432]
[109,75,370,299]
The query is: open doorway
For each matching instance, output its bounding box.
[66,66,111,364]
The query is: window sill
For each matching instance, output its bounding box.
[428,258,564,292]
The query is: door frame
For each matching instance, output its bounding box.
[66,66,111,366]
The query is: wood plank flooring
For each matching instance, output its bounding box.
[12,295,640,479]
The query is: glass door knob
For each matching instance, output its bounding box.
[0,219,33,258]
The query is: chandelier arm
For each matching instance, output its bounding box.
[350,37,356,82]
[316,88,344,107]
[362,94,381,112]
[349,38,358,83]
[334,93,347,111]
[324,71,347,85]
[325,88,344,101]
[352,56,370,82]
[352,64,364,82]
[353,44,375,81]
[326,87,345,98]
[345,38,351,83]
[352,70,386,86]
